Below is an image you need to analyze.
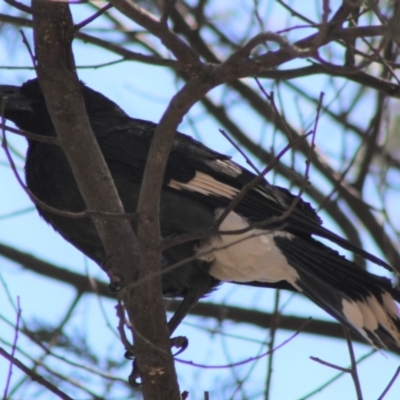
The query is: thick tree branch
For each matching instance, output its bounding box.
[30,1,179,398]
[1,242,400,355]
[131,78,215,398]
[31,0,138,284]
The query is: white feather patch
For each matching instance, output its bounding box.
[196,209,299,285]
[381,292,400,318]
[215,159,242,176]
[341,299,369,340]
[342,296,400,346]
[169,172,239,199]
[366,295,400,344]
[356,300,379,331]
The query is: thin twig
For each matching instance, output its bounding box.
[219,128,261,174]
[265,290,280,399]
[0,348,73,400]
[309,356,351,373]
[0,312,126,384]
[253,79,292,140]
[109,0,200,70]
[19,30,37,69]
[377,366,400,400]
[74,3,113,32]
[1,126,137,221]
[116,301,134,354]
[227,31,316,63]
[0,123,59,144]
[2,297,21,400]
[214,131,313,229]
[300,351,375,399]
[176,319,310,369]
[4,0,31,13]
[344,328,363,400]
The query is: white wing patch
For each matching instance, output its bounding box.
[382,292,400,318]
[169,167,278,205]
[170,173,400,348]
[342,297,400,347]
[196,208,299,285]
[169,171,239,199]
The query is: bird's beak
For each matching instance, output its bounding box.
[0,85,33,114]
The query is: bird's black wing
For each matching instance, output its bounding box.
[97,119,390,270]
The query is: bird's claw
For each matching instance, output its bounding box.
[128,359,141,387]
[126,336,188,386]
[170,335,188,356]
[124,349,134,360]
[108,281,123,293]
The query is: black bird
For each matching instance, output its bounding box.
[1,78,400,349]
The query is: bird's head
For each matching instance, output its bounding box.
[0,78,129,136]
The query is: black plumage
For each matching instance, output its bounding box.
[1,78,400,348]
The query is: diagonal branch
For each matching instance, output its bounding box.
[109,0,200,70]
[0,347,73,400]
[2,242,400,355]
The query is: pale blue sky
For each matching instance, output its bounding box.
[1,2,399,399]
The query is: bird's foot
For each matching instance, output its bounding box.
[125,336,189,386]
[128,359,141,387]
[124,335,188,360]
[170,335,188,356]
[108,281,123,293]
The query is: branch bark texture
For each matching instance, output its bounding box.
[31,1,180,398]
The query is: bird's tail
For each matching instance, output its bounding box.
[274,235,400,348]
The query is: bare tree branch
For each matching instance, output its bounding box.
[30,1,179,398]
